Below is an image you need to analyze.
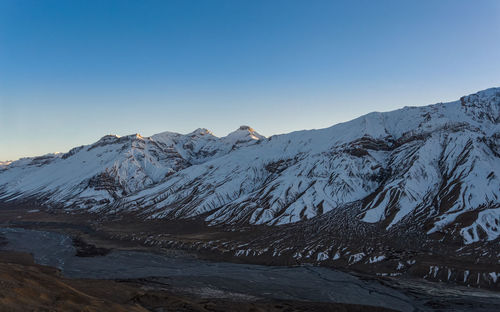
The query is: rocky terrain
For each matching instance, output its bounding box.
[0,87,499,289]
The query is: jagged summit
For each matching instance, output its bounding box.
[96,134,120,142]
[238,125,254,131]
[460,87,500,123]
[188,128,214,137]
[225,125,265,141]
[101,134,120,139]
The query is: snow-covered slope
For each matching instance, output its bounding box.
[115,88,500,245]
[0,127,264,210]
[1,88,499,246]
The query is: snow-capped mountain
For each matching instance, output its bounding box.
[113,88,499,246]
[0,126,264,209]
[151,125,265,164]
[1,88,499,247]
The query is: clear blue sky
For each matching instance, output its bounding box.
[1,0,499,161]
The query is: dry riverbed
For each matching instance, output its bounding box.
[0,206,499,311]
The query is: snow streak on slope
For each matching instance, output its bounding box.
[1,88,499,245]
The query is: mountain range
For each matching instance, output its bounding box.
[1,87,499,288]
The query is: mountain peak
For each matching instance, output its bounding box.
[225,125,265,142]
[238,125,255,132]
[96,134,120,144]
[460,87,500,123]
[189,128,213,136]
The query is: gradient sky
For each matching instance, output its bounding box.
[1,0,499,161]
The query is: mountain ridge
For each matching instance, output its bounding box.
[1,88,499,248]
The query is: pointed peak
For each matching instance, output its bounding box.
[238,125,255,132]
[226,125,265,141]
[128,133,143,139]
[189,128,214,136]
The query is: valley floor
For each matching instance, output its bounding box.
[0,204,499,312]
[0,251,395,312]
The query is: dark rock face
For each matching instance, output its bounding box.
[72,237,111,257]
